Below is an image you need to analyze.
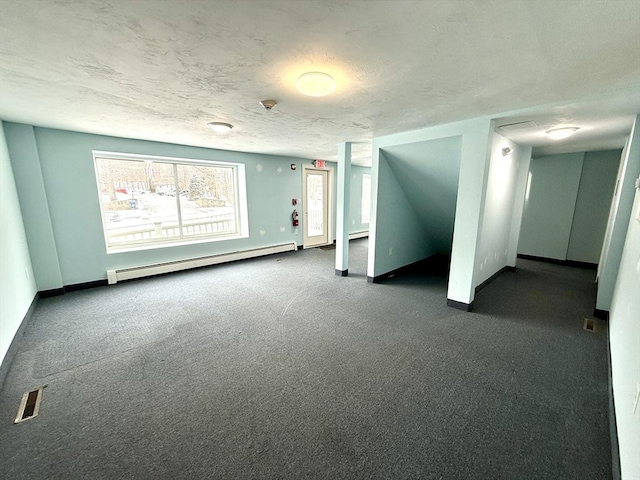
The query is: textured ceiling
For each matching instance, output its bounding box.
[1,0,639,165]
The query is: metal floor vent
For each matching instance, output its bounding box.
[15,386,46,423]
[583,318,597,332]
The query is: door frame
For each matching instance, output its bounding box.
[302,165,334,248]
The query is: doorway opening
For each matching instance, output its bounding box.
[303,166,331,248]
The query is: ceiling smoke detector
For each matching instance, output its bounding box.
[260,100,277,110]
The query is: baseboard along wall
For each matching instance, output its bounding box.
[475,265,516,295]
[517,253,597,270]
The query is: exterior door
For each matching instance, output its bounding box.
[303,169,329,248]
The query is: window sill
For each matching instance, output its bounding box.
[106,233,248,255]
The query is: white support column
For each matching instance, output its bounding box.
[507,145,532,268]
[335,142,352,276]
[366,144,380,281]
[447,120,493,310]
[597,113,640,312]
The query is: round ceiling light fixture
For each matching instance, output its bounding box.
[545,127,579,140]
[296,72,336,97]
[207,122,233,133]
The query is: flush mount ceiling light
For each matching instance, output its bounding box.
[545,127,579,140]
[296,72,336,97]
[207,122,233,133]
[208,122,233,133]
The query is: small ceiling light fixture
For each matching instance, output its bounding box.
[296,72,336,97]
[207,122,233,133]
[260,100,277,110]
[545,127,579,140]
[502,147,513,156]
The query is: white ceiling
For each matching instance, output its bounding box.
[1,0,639,165]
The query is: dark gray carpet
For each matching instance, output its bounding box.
[0,239,611,479]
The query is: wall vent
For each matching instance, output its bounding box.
[497,121,538,132]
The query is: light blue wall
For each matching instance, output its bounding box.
[4,123,316,286]
[368,135,462,278]
[609,169,640,479]
[567,150,621,263]
[0,121,37,366]
[382,136,462,253]
[518,152,584,260]
[4,123,63,290]
[370,150,437,276]
[605,115,640,479]
[368,117,493,304]
[518,150,621,263]
[474,133,531,286]
[348,165,370,234]
[598,115,640,311]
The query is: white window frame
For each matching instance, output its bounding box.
[93,151,248,253]
[361,173,371,224]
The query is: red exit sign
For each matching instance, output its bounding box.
[313,159,326,168]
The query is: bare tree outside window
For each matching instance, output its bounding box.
[94,154,243,251]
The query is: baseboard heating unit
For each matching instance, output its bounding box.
[348,231,369,240]
[106,242,298,284]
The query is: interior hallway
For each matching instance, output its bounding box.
[0,239,611,479]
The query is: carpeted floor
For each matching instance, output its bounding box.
[0,239,611,479]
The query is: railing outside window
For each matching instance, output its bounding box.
[94,152,247,252]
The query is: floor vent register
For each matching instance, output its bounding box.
[583,318,597,332]
[15,386,46,423]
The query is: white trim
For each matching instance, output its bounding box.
[92,150,243,168]
[302,166,332,248]
[92,151,248,253]
[105,232,247,254]
[361,172,372,224]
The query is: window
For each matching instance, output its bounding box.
[361,173,371,224]
[94,152,247,252]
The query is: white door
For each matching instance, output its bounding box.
[303,169,329,248]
